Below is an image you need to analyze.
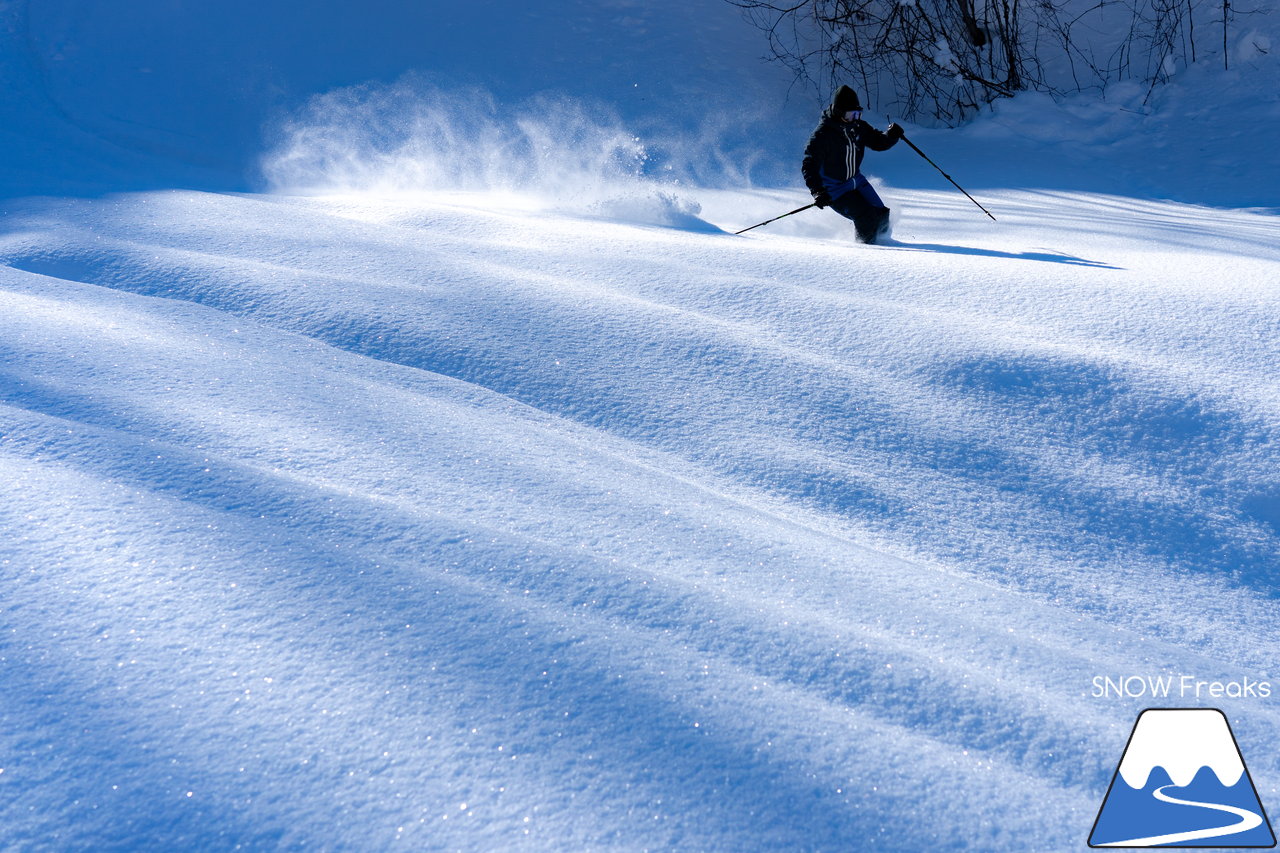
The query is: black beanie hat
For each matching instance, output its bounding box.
[831,85,862,114]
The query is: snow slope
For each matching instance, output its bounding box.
[3,0,1280,851]
[2,184,1279,850]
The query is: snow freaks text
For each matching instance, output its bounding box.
[1092,675,1273,700]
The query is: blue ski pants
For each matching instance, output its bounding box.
[830,175,890,243]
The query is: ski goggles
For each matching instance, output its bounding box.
[844,109,862,121]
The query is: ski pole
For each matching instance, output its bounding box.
[734,203,816,235]
[899,134,996,222]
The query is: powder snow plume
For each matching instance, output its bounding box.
[260,76,721,229]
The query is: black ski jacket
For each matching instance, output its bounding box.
[801,113,897,201]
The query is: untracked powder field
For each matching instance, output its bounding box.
[2,0,1279,850]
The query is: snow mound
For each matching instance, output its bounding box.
[580,191,720,232]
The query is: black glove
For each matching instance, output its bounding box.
[886,122,905,141]
[813,190,832,209]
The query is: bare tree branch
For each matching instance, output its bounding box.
[728,0,1234,122]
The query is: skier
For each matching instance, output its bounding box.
[802,85,904,244]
